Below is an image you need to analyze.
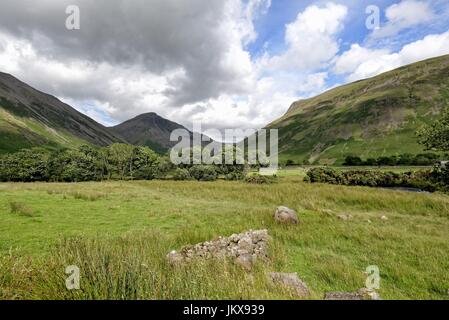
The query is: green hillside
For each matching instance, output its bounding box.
[0,106,88,154]
[268,55,449,165]
[0,72,125,154]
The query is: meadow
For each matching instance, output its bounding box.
[0,174,449,300]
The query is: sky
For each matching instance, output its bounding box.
[0,0,449,141]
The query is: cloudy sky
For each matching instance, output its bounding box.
[1,0,449,141]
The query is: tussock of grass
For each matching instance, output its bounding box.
[9,201,36,217]
[70,192,106,201]
[0,231,297,300]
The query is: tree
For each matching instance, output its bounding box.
[106,143,135,179]
[418,109,449,152]
[48,145,104,182]
[0,148,50,182]
[132,146,159,179]
[343,155,363,166]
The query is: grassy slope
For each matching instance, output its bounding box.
[0,107,88,154]
[269,55,449,165]
[1,177,448,299]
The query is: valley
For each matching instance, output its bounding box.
[1,176,448,300]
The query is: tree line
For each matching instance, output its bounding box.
[0,144,248,182]
[343,153,447,166]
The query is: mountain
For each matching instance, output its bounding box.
[0,72,124,154]
[267,55,449,165]
[110,112,190,153]
[110,112,216,153]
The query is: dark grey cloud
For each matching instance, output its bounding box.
[0,0,252,106]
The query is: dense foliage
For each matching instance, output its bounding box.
[244,174,276,184]
[0,144,248,182]
[343,153,446,166]
[418,109,449,152]
[0,144,160,182]
[188,165,218,181]
[305,167,448,192]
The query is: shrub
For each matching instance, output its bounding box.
[306,167,447,192]
[173,168,191,181]
[224,172,245,181]
[305,168,344,184]
[343,155,363,166]
[188,165,218,181]
[244,174,276,184]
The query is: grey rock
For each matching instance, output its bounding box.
[166,230,269,271]
[269,272,310,298]
[324,288,380,300]
[337,214,353,221]
[274,206,299,224]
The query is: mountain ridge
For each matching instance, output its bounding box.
[0,71,125,153]
[0,72,193,154]
[267,54,449,165]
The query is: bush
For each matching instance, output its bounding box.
[188,165,218,181]
[305,167,448,192]
[173,168,191,181]
[343,155,363,166]
[342,153,442,166]
[244,174,276,184]
[306,168,344,184]
[224,172,245,181]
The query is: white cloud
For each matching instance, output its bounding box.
[259,2,347,71]
[371,0,435,38]
[7,0,445,143]
[333,44,390,75]
[335,30,449,82]
[0,1,346,139]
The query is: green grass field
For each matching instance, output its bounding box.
[1,175,449,300]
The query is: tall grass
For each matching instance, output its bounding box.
[0,231,295,300]
[8,201,36,217]
[1,178,448,299]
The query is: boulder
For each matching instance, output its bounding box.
[235,254,254,272]
[324,288,380,300]
[274,206,299,224]
[268,272,310,298]
[337,214,353,221]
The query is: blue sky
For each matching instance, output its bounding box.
[246,0,449,99]
[1,0,449,140]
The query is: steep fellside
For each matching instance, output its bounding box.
[111,112,214,153]
[268,55,449,165]
[0,72,124,154]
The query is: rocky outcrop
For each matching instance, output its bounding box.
[337,214,353,221]
[324,288,380,300]
[167,230,269,271]
[268,272,310,298]
[274,206,299,224]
